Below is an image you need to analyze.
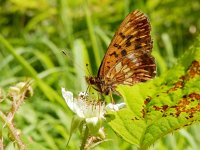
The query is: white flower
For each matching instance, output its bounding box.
[61,88,105,125]
[106,102,126,111]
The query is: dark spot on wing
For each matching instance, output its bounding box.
[113,43,118,47]
[121,49,127,56]
[119,32,125,39]
[109,51,118,58]
[106,66,111,69]
[126,35,133,40]
[135,44,142,49]
[124,35,134,47]
[126,41,131,47]
[113,43,121,49]
[135,37,141,42]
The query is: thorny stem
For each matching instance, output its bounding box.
[0,137,3,150]
[0,111,26,150]
[8,91,27,121]
[0,82,31,150]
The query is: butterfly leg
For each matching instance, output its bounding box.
[109,92,115,104]
[86,85,90,93]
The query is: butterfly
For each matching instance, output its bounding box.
[86,10,156,96]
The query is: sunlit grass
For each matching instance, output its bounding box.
[0,0,199,149]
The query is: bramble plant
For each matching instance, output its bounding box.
[0,82,33,150]
[0,39,200,150]
[61,36,200,149]
[0,1,199,149]
[108,36,200,149]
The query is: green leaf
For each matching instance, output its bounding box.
[109,37,200,150]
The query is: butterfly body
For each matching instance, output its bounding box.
[86,76,114,95]
[86,10,156,95]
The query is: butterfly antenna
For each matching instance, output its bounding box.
[98,92,101,102]
[62,50,67,55]
[61,49,88,75]
[86,85,90,93]
[85,63,92,76]
[109,90,115,104]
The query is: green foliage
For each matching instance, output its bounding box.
[109,37,200,149]
[0,0,200,149]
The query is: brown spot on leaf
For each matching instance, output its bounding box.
[168,93,200,118]
[162,105,169,111]
[167,61,200,93]
[189,93,200,100]
[162,114,167,117]
[189,114,194,118]
[178,98,190,106]
[175,111,181,117]
[153,106,161,111]
[183,95,187,98]
[168,81,184,93]
[144,96,151,105]
[188,61,200,78]
[131,117,139,121]
[141,108,146,118]
[153,105,169,112]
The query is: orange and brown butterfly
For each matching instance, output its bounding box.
[86,10,156,96]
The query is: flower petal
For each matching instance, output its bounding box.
[62,88,106,120]
[86,117,99,125]
[106,102,126,111]
[61,88,77,113]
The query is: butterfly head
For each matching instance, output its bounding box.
[85,76,111,95]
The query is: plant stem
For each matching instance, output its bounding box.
[80,126,89,150]
[0,111,26,150]
[0,137,3,150]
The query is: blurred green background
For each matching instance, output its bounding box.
[0,0,200,149]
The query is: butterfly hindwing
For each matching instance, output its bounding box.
[104,51,156,87]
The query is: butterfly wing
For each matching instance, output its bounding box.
[104,51,156,87]
[98,10,153,79]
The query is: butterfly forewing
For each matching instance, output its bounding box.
[86,10,156,95]
[98,10,153,77]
